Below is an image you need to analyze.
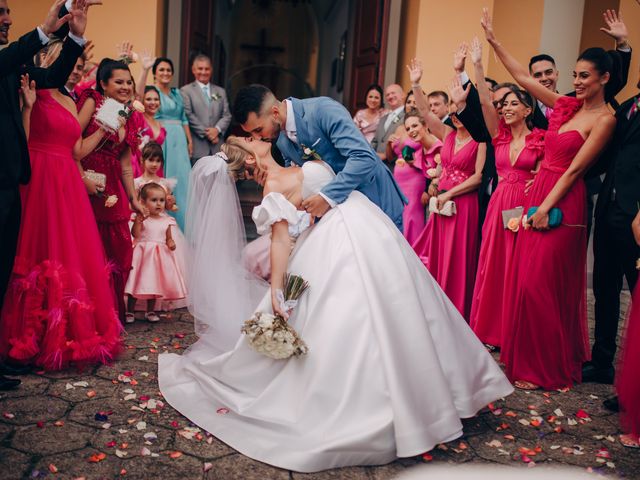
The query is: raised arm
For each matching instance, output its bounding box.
[470,37,500,138]
[136,50,155,99]
[529,115,616,230]
[407,58,454,141]
[481,7,560,108]
[19,75,36,140]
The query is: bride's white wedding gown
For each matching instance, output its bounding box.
[159,161,513,473]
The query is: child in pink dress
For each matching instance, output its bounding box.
[125,183,187,323]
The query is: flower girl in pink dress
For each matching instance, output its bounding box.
[125,183,187,323]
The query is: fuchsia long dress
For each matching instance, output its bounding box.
[618,283,640,437]
[0,90,122,370]
[392,138,442,244]
[411,131,480,319]
[501,96,590,390]
[78,89,141,322]
[131,116,167,178]
[470,121,545,347]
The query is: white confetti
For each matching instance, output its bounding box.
[115,449,128,458]
[554,408,564,417]
[73,381,89,388]
[135,421,147,430]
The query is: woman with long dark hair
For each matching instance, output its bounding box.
[465,38,545,350]
[77,59,146,323]
[353,84,389,143]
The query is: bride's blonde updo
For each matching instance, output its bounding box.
[221,136,253,181]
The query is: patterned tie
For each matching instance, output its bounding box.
[202,85,210,103]
[544,106,553,121]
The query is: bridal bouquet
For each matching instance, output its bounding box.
[241,274,309,359]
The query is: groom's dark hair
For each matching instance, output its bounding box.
[233,84,275,124]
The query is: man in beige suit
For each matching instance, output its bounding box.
[181,54,231,163]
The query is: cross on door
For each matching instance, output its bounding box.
[240,29,285,63]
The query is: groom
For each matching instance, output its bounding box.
[233,84,407,230]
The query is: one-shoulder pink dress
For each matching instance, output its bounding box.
[501,97,590,389]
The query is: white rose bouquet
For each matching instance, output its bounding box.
[242,274,309,359]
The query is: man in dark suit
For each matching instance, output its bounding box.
[0,0,89,390]
[582,79,640,391]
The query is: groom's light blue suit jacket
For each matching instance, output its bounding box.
[275,97,407,230]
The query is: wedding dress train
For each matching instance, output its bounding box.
[159,161,513,472]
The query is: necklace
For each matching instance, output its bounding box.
[455,134,471,146]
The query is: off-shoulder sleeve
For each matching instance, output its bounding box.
[252,192,300,235]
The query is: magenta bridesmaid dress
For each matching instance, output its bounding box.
[392,138,442,244]
[412,131,480,319]
[617,281,640,437]
[501,97,590,389]
[470,121,545,347]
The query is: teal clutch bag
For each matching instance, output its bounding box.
[401,145,416,161]
[527,207,563,228]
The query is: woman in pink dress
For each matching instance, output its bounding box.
[389,110,442,244]
[77,59,146,322]
[617,211,640,448]
[134,86,167,178]
[482,9,618,390]
[0,59,122,370]
[467,40,545,349]
[408,60,487,320]
[352,84,389,143]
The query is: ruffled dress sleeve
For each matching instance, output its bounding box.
[547,96,583,132]
[76,88,102,113]
[525,127,546,159]
[492,119,513,147]
[252,192,300,235]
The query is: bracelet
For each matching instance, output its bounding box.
[411,84,421,88]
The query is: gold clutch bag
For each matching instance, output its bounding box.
[83,170,106,188]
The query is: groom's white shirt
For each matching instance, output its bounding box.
[283,99,336,208]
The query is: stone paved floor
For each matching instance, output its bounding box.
[1,292,638,480]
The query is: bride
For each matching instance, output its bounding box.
[159,136,513,473]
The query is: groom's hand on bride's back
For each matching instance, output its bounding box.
[302,194,331,218]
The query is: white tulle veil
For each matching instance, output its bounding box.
[185,153,268,353]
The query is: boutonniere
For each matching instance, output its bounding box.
[301,139,322,161]
[211,92,221,102]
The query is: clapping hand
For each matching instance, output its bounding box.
[406,58,423,86]
[480,7,497,43]
[448,74,470,107]
[469,37,482,65]
[116,40,136,63]
[19,74,36,111]
[140,49,156,71]
[453,42,468,73]
[41,0,72,36]
[600,10,628,45]
[69,0,91,38]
